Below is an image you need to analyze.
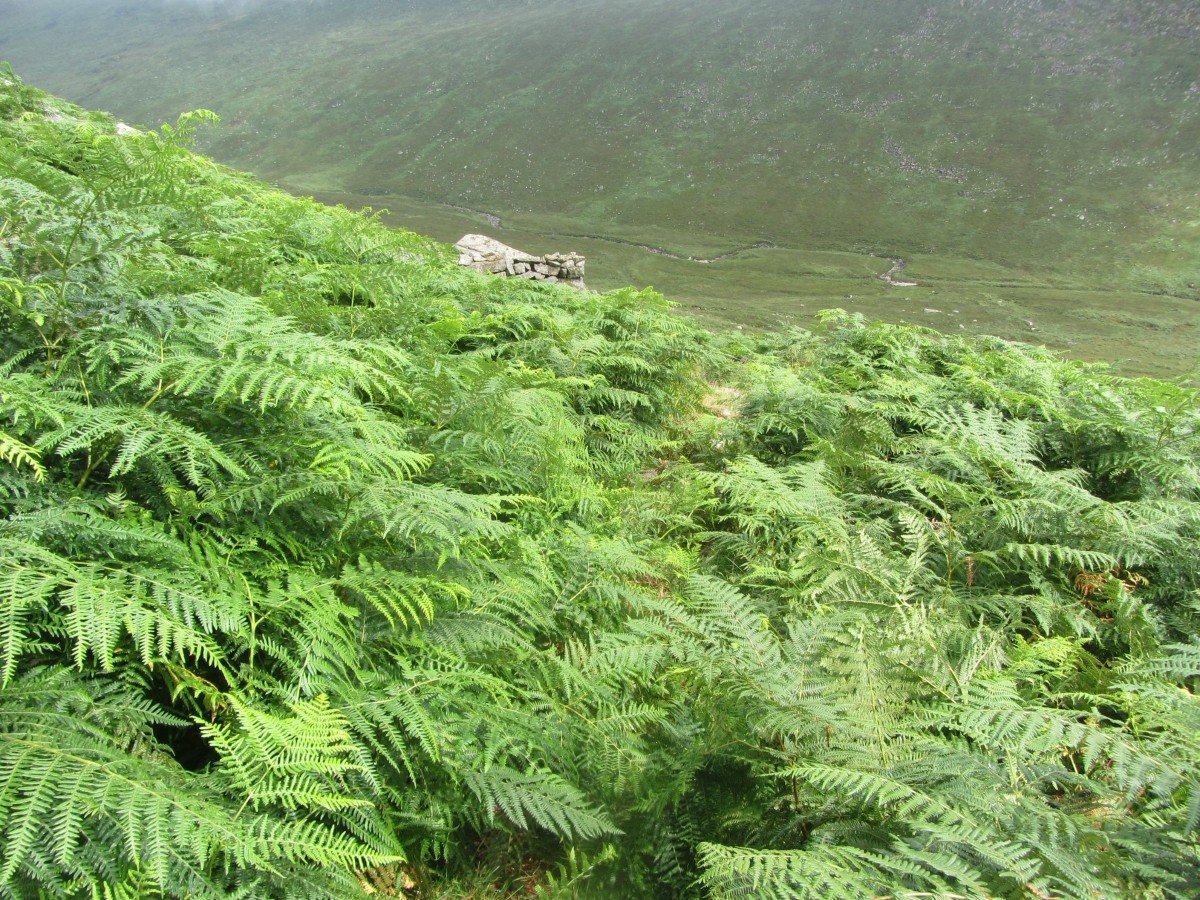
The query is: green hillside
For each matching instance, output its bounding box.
[2,71,1200,898]
[1,0,1198,373]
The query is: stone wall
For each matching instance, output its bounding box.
[455,234,585,289]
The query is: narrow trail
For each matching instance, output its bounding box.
[551,232,776,264]
[879,257,919,286]
[442,201,917,283]
[444,203,503,229]
[439,201,782,264]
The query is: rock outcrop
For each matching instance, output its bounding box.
[455,234,585,289]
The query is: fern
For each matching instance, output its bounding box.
[2,74,1199,898]
[463,765,618,841]
[0,671,401,898]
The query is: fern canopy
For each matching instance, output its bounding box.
[0,70,1197,898]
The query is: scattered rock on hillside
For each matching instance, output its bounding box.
[455,234,586,289]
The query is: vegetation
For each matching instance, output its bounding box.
[1,71,1199,898]
[2,0,1198,373]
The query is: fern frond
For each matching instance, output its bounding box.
[200,695,371,813]
[0,558,57,686]
[463,764,618,840]
[0,672,401,896]
[698,842,915,900]
[0,430,43,482]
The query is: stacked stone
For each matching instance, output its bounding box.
[455,234,586,289]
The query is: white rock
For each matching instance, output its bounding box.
[454,234,585,286]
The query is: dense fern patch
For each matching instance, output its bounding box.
[0,70,1197,898]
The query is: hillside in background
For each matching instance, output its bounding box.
[1,0,1198,374]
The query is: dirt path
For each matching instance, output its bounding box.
[879,257,919,286]
[552,232,776,264]
[444,204,502,229]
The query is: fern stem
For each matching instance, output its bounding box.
[75,449,104,489]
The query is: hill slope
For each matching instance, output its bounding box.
[1,0,1198,372]
[1,72,1199,899]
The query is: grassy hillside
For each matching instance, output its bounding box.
[2,72,1199,898]
[1,0,1197,374]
